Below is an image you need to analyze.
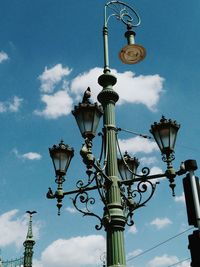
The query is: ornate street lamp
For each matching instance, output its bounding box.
[49,140,74,177]
[47,2,198,267]
[72,88,103,140]
[118,152,140,180]
[150,116,180,161]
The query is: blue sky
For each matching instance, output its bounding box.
[0,0,200,267]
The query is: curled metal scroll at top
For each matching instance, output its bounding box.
[105,1,141,27]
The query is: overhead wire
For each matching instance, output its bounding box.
[167,257,190,267]
[126,227,194,262]
[118,127,200,152]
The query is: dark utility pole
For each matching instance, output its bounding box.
[183,160,200,267]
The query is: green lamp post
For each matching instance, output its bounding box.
[46,2,198,267]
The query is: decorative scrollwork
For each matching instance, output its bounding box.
[55,176,65,184]
[76,170,96,189]
[134,179,157,209]
[141,167,150,177]
[162,153,175,164]
[126,211,134,226]
[72,191,103,230]
[105,1,141,27]
[120,178,158,226]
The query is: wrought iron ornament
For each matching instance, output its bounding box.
[47,88,187,228]
[105,1,141,27]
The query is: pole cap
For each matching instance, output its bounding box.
[184,159,198,171]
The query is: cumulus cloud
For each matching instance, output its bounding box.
[147,254,190,267]
[0,210,40,248]
[140,156,158,165]
[37,235,105,267]
[38,64,71,93]
[34,90,73,119]
[174,192,185,204]
[118,136,158,155]
[71,67,164,111]
[148,254,179,267]
[150,217,172,230]
[0,51,9,63]
[0,96,23,113]
[128,225,138,234]
[13,148,42,160]
[65,206,77,214]
[127,249,143,258]
[36,65,164,119]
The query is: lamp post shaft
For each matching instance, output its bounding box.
[98,73,126,267]
[103,26,110,73]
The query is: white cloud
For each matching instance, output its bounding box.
[140,156,158,165]
[36,65,164,120]
[149,166,163,175]
[0,51,9,63]
[150,217,172,230]
[8,96,23,112]
[118,136,158,155]
[65,206,77,214]
[71,67,164,111]
[127,249,143,258]
[148,254,178,267]
[22,152,42,160]
[38,64,71,93]
[34,90,73,119]
[33,259,43,267]
[174,192,185,204]
[0,102,6,112]
[0,210,40,248]
[128,225,138,234]
[0,96,23,113]
[38,235,105,267]
[177,261,190,267]
[148,166,165,183]
[70,67,102,102]
[13,148,42,161]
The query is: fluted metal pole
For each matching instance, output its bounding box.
[98,72,126,267]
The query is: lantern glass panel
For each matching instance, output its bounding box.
[52,151,69,174]
[159,128,170,150]
[119,163,133,180]
[75,112,84,136]
[93,110,102,134]
[73,103,103,139]
[170,126,177,150]
[118,155,139,180]
[83,108,94,133]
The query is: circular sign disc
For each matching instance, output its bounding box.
[119,44,146,64]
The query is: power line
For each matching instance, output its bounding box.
[167,257,190,267]
[118,127,200,152]
[127,227,194,262]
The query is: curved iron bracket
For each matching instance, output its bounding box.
[105,1,141,27]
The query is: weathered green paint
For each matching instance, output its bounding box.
[98,73,126,267]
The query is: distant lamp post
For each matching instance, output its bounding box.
[47,2,198,267]
[23,211,37,267]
